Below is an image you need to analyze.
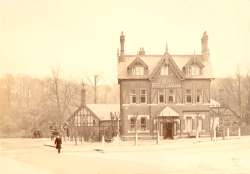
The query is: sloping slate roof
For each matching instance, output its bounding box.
[118,54,213,79]
[172,55,196,70]
[118,55,162,79]
[86,104,120,121]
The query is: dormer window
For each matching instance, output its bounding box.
[160,65,168,76]
[132,66,144,76]
[191,65,200,76]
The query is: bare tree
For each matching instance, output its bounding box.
[236,66,243,117]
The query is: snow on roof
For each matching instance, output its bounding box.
[118,54,213,80]
[209,99,221,107]
[86,104,120,121]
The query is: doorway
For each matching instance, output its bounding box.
[163,122,173,139]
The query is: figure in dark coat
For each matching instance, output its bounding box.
[54,135,62,153]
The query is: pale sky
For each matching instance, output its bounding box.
[0,0,249,84]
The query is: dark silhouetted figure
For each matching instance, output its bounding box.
[54,135,62,154]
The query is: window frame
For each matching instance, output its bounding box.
[196,89,203,103]
[132,65,145,76]
[140,89,147,104]
[190,65,200,76]
[185,89,192,103]
[158,89,165,104]
[130,89,137,104]
[130,117,136,131]
[168,89,175,103]
[140,117,147,130]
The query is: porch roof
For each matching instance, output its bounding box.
[159,106,180,117]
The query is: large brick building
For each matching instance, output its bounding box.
[117,32,215,139]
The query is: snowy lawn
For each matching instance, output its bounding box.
[1,136,250,174]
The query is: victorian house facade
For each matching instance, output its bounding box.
[117,32,215,139]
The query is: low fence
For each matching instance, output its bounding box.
[67,125,118,142]
[216,126,250,137]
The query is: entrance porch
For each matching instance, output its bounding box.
[156,106,181,139]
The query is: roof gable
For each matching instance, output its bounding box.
[149,53,185,80]
[127,56,148,69]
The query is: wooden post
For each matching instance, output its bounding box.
[135,132,138,146]
[102,135,105,146]
[74,136,77,145]
[227,127,229,138]
[74,127,78,145]
[135,112,138,146]
[156,130,160,144]
[238,127,241,137]
[196,116,199,141]
[213,128,216,142]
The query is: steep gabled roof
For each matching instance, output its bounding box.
[149,53,185,80]
[67,104,120,122]
[117,53,213,80]
[127,56,148,69]
[86,104,120,121]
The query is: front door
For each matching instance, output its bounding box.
[163,122,173,139]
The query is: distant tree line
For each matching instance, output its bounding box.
[0,69,119,137]
[211,68,250,125]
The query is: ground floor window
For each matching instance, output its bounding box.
[130,117,136,131]
[128,115,149,132]
[141,117,147,130]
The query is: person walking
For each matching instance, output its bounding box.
[54,135,62,154]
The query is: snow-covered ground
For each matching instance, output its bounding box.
[1,136,250,174]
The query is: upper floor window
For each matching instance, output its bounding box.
[140,89,147,104]
[196,89,203,103]
[158,89,165,104]
[160,65,169,76]
[130,117,136,131]
[141,117,147,130]
[130,90,137,104]
[132,66,144,76]
[185,89,192,103]
[168,89,175,103]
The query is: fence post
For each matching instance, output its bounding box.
[156,131,160,144]
[227,127,230,138]
[102,135,105,147]
[213,128,216,142]
[196,130,199,141]
[135,132,138,146]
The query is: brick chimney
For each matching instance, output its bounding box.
[120,32,125,57]
[201,31,209,61]
[138,47,145,56]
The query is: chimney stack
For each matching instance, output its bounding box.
[138,47,145,56]
[120,32,125,57]
[201,31,209,61]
